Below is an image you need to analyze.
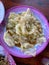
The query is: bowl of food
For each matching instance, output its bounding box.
[0,5,49,58]
[0,45,16,65]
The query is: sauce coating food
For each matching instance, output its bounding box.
[4,8,46,56]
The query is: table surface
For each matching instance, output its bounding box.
[1,0,49,65]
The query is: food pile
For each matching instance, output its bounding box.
[4,8,46,55]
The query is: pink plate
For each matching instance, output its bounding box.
[0,5,49,58]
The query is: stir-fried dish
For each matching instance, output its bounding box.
[4,8,46,56]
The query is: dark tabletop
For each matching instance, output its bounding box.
[1,0,49,65]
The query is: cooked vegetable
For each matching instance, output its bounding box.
[4,8,46,56]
